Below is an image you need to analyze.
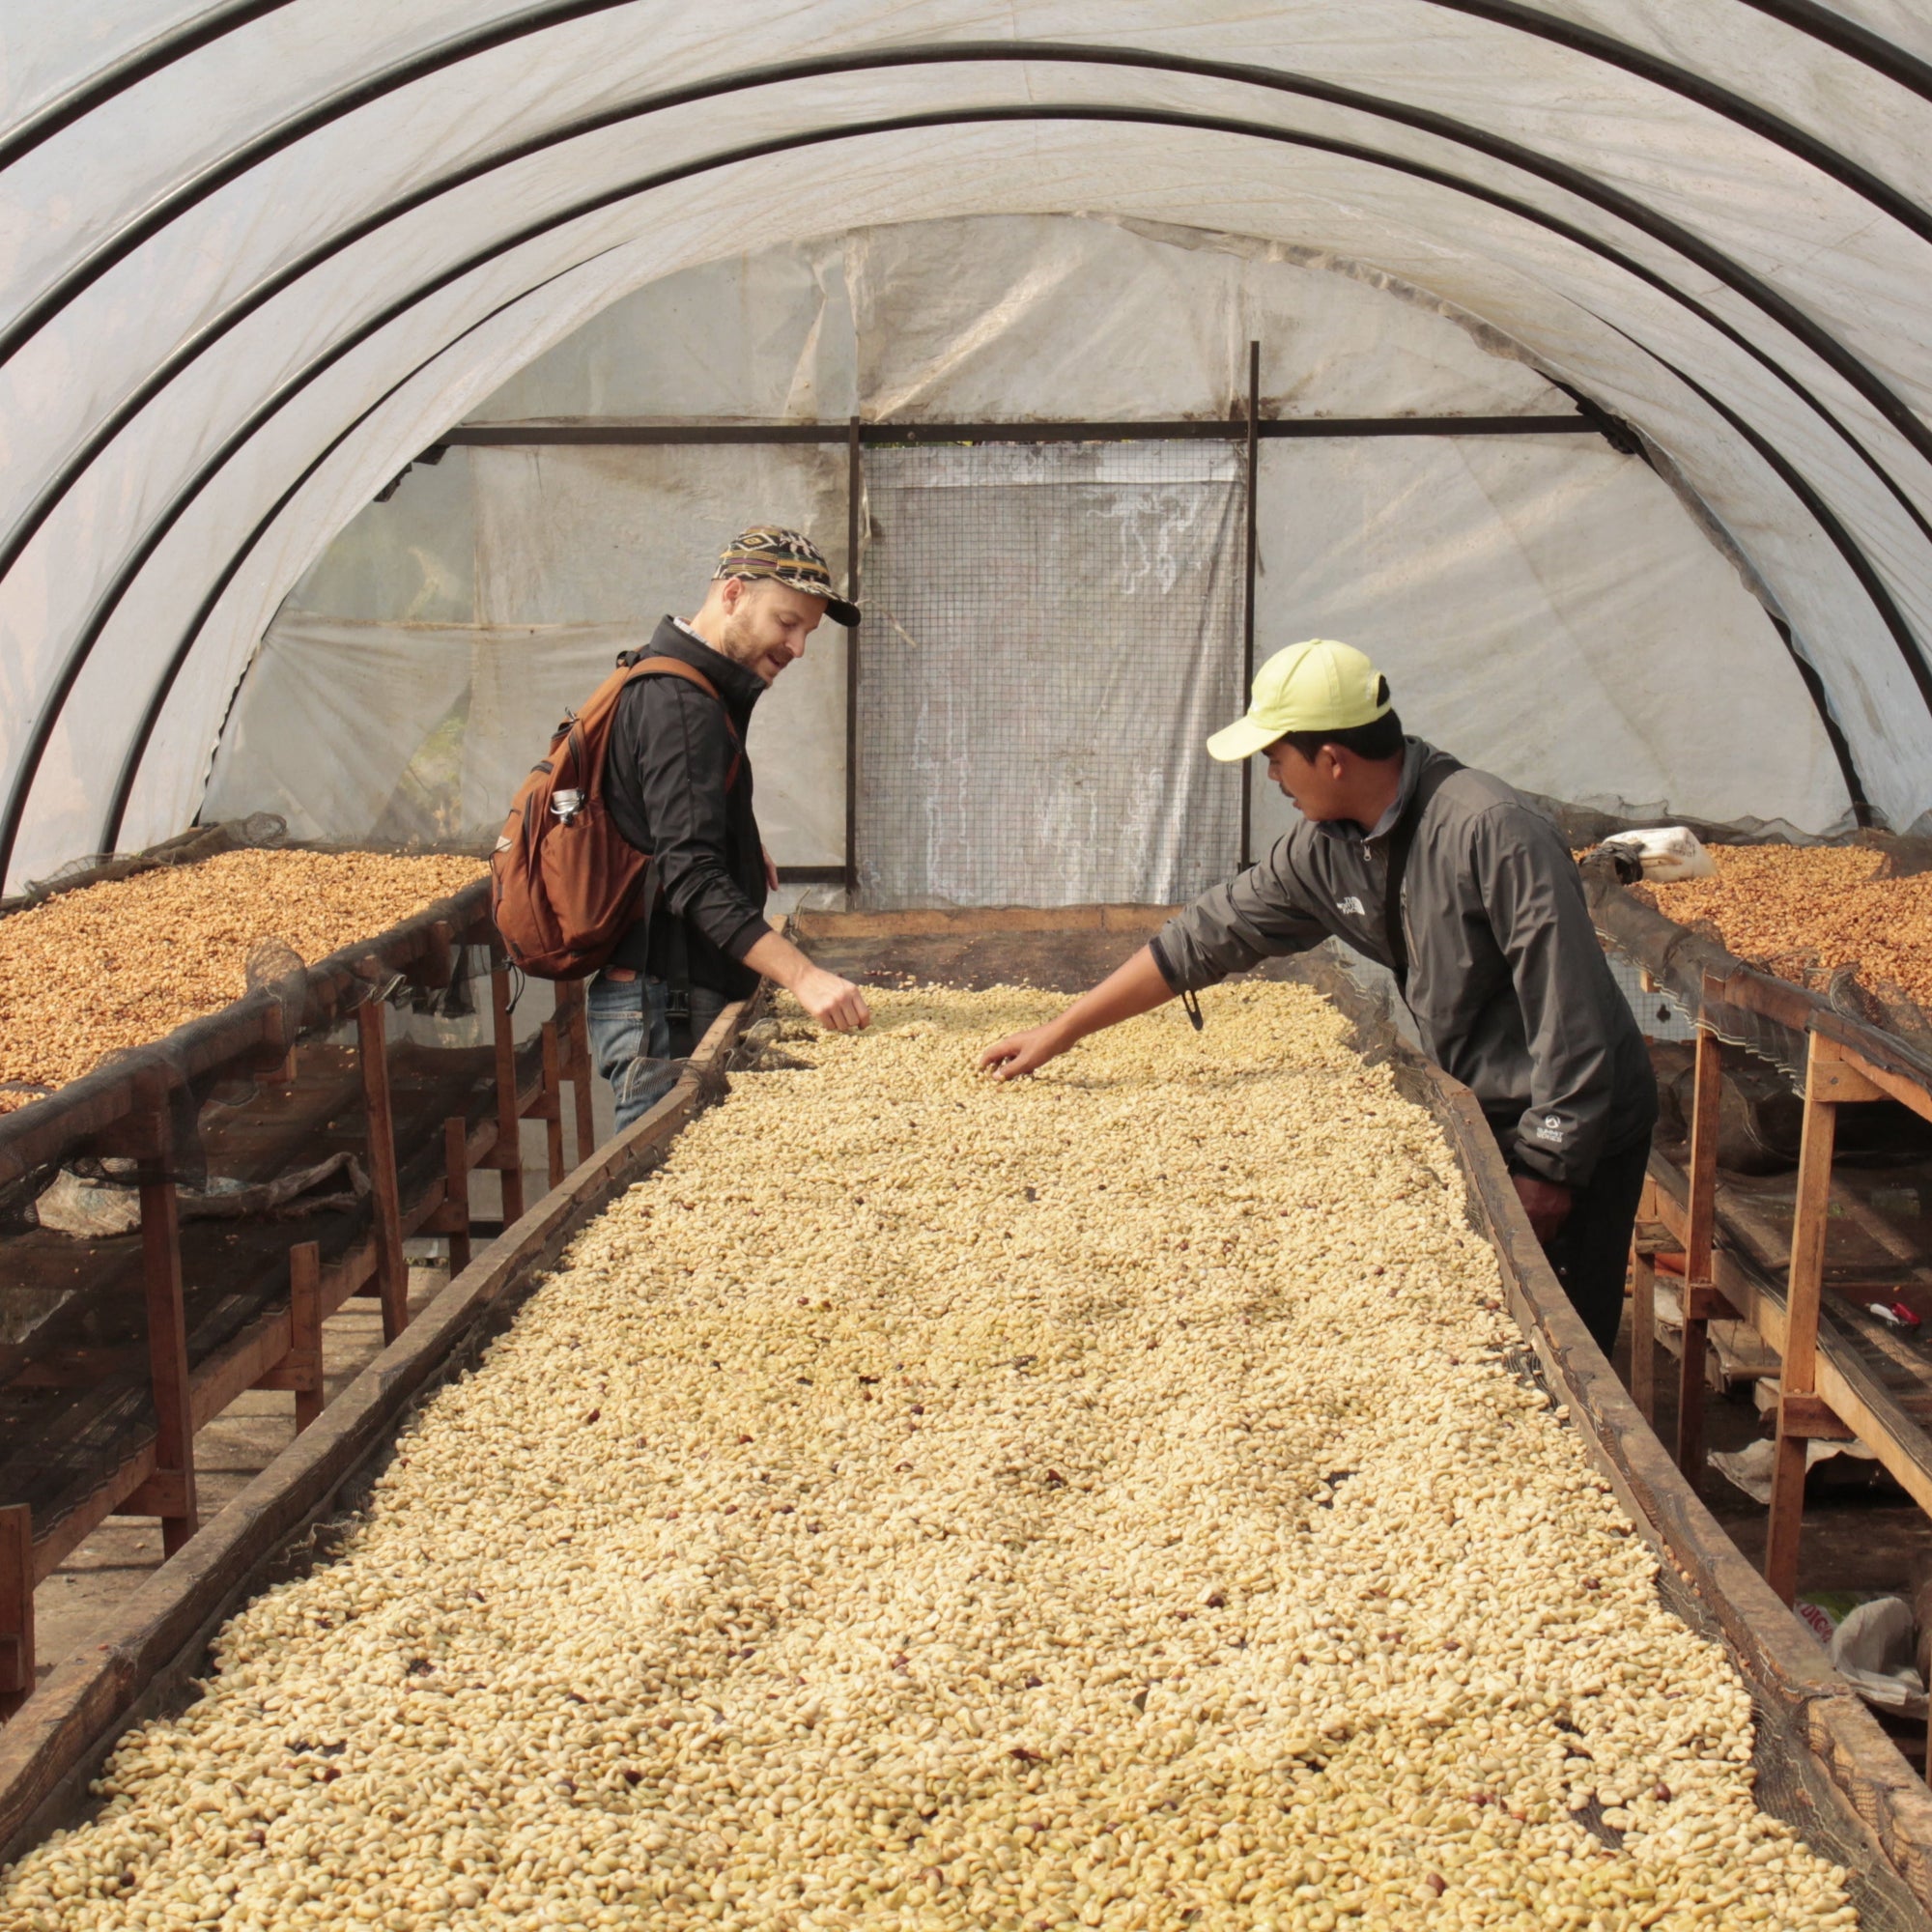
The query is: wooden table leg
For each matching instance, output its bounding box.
[0,1505,34,1718]
[1630,1241,1656,1425]
[137,1136,198,1557]
[540,1019,565,1192]
[443,1115,472,1276]
[1765,1038,1841,1605]
[356,996,408,1347]
[1677,1024,1723,1490]
[564,984,596,1166]
[491,965,525,1227]
[291,1241,325,1434]
[1677,1301,1711,1485]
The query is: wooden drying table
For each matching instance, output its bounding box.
[1635,989,1932,1617]
[0,881,598,1711]
[1,916,1928,1920]
[0,997,752,1874]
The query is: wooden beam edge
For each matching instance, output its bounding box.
[1416,1066,1932,1917]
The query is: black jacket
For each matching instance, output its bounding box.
[603,617,768,999]
[1151,739,1657,1188]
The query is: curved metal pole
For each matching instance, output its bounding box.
[89,113,1915,859]
[1736,0,1932,100]
[12,37,1932,619]
[9,3,1930,365]
[99,254,612,852]
[0,0,299,176]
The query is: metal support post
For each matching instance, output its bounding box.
[1239,339,1260,871]
[844,412,863,900]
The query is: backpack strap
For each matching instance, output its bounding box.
[622,655,745,789]
[1381,756,1462,995]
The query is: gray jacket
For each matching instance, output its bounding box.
[1150,739,1656,1188]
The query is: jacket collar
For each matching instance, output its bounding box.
[641,614,765,723]
[1315,737,1440,848]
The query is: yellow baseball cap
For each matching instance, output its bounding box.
[1206,639,1391,762]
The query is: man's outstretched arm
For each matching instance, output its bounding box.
[979,945,1176,1080]
[743,928,872,1033]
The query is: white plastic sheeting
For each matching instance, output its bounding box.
[7,6,1932,889]
[208,215,1839,894]
[206,440,851,866]
[1249,433,1849,844]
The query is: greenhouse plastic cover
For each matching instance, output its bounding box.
[8,3,1932,889]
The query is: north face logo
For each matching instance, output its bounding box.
[1336,895,1367,917]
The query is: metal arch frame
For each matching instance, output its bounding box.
[58,106,1908,867]
[13,38,1932,621]
[98,249,629,859]
[0,1,300,173]
[4,45,1932,684]
[1737,0,1932,100]
[8,0,1931,321]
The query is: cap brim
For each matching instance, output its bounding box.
[825,596,861,628]
[1206,715,1281,763]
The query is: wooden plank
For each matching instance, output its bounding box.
[252,1243,325,1434]
[1416,1059,1932,1918]
[540,1021,565,1192]
[796,904,1113,940]
[32,1452,156,1583]
[1630,1239,1657,1423]
[1677,1024,1723,1487]
[1647,1168,1932,1520]
[114,1471,189,1520]
[1767,1037,1842,1606]
[490,966,525,1226]
[564,986,596,1166]
[0,996,751,1867]
[1780,1391,1857,1441]
[135,1134,196,1559]
[0,1508,33,1716]
[1806,1694,1932,1914]
[1420,1071,1849,1712]
[355,997,408,1347]
[442,1116,471,1276]
[1685,1025,1721,1285]
[187,1307,294,1435]
[27,1046,516,1608]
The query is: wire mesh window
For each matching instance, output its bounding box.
[856,441,1245,909]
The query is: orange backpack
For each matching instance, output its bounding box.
[490,655,742,980]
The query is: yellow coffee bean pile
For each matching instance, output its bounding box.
[0,849,482,1111]
[2,984,1854,1929]
[1644,843,1932,1009]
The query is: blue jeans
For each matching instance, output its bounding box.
[584,972,728,1131]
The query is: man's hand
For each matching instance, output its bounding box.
[741,929,870,1033]
[793,963,871,1033]
[980,1024,1069,1082]
[1512,1171,1574,1245]
[762,844,781,894]
[976,948,1180,1085]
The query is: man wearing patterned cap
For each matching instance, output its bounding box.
[980,639,1658,1355]
[590,526,870,1127]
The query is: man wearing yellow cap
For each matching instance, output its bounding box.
[980,639,1657,1354]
